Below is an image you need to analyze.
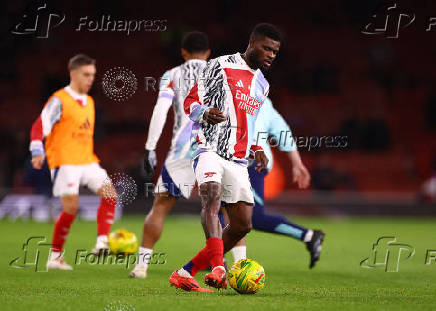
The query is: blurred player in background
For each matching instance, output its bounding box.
[170,23,279,292]
[224,97,325,269]
[129,32,211,279]
[29,54,117,270]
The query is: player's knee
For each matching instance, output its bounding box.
[242,222,252,235]
[199,182,221,203]
[150,194,176,215]
[61,195,79,214]
[232,222,251,238]
[63,204,78,215]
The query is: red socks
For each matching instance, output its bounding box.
[97,197,116,236]
[51,197,116,253]
[190,247,210,276]
[52,211,75,252]
[206,237,224,269]
[185,237,224,276]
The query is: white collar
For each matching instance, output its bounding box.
[186,59,207,64]
[65,86,87,106]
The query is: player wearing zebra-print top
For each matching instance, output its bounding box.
[171,24,282,292]
[184,52,269,163]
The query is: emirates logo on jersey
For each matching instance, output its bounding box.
[79,118,91,130]
[235,89,261,115]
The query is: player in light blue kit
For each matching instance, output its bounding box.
[223,97,325,269]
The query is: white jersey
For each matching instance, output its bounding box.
[145,59,207,160]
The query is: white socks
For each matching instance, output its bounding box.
[96,235,108,245]
[136,247,153,270]
[49,250,62,261]
[303,230,314,242]
[177,268,192,277]
[231,246,247,264]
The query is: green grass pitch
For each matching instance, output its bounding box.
[1,215,435,311]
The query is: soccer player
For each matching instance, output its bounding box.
[129,32,211,279]
[29,54,117,270]
[169,23,279,291]
[225,97,325,269]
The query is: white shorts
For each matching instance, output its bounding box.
[154,158,196,199]
[50,163,108,197]
[192,151,254,204]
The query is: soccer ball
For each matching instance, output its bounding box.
[228,259,265,294]
[108,229,138,255]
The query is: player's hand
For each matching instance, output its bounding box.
[292,163,310,189]
[254,151,268,172]
[203,108,226,125]
[143,150,157,177]
[31,155,45,170]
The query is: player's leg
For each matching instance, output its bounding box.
[47,166,81,270]
[231,238,246,263]
[82,163,117,255]
[222,201,253,253]
[170,152,223,292]
[248,164,325,268]
[169,182,220,292]
[249,165,310,239]
[130,193,177,278]
[219,209,246,264]
[197,181,227,289]
[131,160,194,278]
[202,158,254,288]
[142,193,177,250]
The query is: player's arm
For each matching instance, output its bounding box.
[183,59,226,125]
[267,103,310,189]
[29,96,62,169]
[143,70,174,175]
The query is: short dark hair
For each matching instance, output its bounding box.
[250,23,282,42]
[68,54,96,71]
[181,31,209,53]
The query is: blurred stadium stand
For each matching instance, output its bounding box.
[1,0,436,219]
